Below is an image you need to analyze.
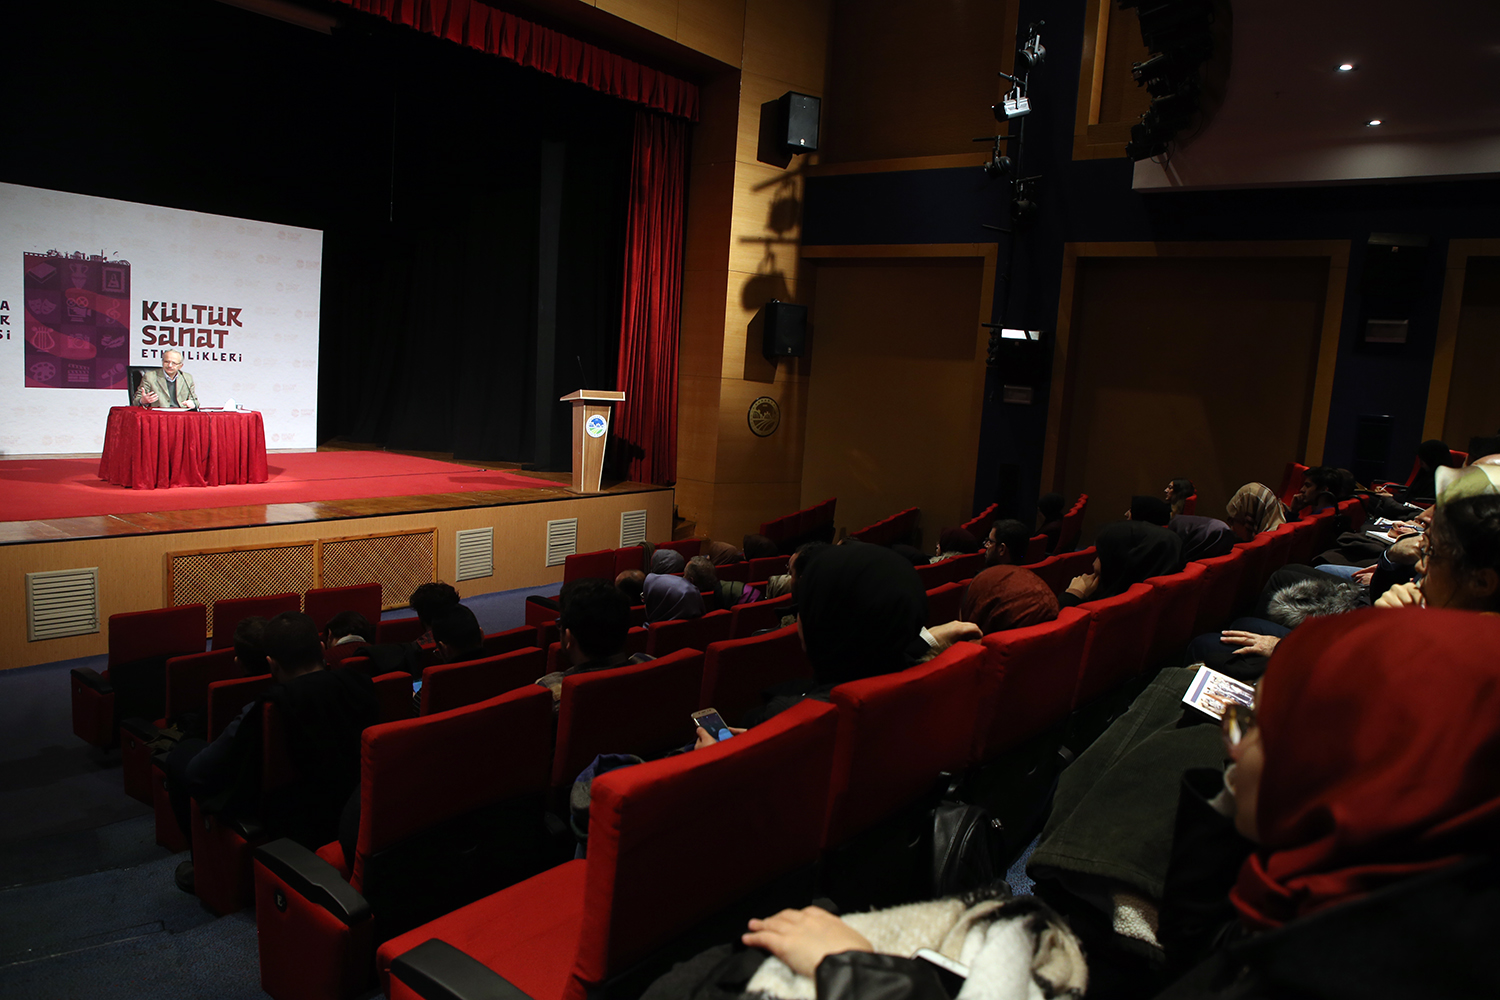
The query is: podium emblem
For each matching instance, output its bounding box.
[748,396,780,437]
[585,414,608,438]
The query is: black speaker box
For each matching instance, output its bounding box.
[757,92,820,167]
[760,300,807,359]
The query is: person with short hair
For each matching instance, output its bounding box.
[134,349,200,408]
[534,578,653,706]
[1037,493,1067,554]
[323,610,375,664]
[1128,495,1174,526]
[983,519,1033,567]
[429,603,484,663]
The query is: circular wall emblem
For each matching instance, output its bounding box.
[585,414,609,438]
[748,396,781,437]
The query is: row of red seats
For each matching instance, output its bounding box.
[847,506,919,546]
[561,538,704,584]
[759,496,836,551]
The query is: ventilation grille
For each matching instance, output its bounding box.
[620,509,648,548]
[170,542,317,632]
[321,530,435,609]
[546,518,578,567]
[27,568,100,641]
[456,527,494,582]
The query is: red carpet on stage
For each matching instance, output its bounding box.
[0,452,562,522]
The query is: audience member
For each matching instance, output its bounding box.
[961,564,1059,634]
[408,581,461,639]
[650,548,687,575]
[615,569,646,606]
[627,568,704,623]
[743,533,779,560]
[1375,494,1500,613]
[983,518,1033,567]
[684,555,762,611]
[1169,514,1236,561]
[1287,465,1337,520]
[1185,571,1363,679]
[165,611,377,893]
[1386,438,1459,502]
[889,543,929,566]
[534,578,652,705]
[323,610,375,665]
[356,581,462,675]
[1224,483,1285,540]
[762,540,831,611]
[702,539,745,565]
[930,527,981,563]
[1062,521,1184,606]
[1165,478,1195,517]
[429,603,484,664]
[1129,495,1173,526]
[1037,493,1066,554]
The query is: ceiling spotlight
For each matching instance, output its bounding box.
[1337,63,1356,71]
[1367,119,1383,126]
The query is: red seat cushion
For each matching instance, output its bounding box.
[975,608,1091,758]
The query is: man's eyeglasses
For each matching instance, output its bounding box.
[982,536,996,548]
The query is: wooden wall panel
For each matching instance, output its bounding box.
[1,490,672,669]
[677,0,746,66]
[800,258,989,548]
[1442,256,1500,451]
[1058,256,1332,542]
[819,0,1012,163]
[1073,0,1153,159]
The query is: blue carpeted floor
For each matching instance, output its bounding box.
[0,583,553,1000]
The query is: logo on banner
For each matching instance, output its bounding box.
[585,414,608,438]
[22,251,131,389]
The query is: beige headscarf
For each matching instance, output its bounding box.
[1226,482,1286,534]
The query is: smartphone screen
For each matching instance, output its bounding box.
[691,708,730,739]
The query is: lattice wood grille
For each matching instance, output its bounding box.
[320,529,436,610]
[169,542,317,631]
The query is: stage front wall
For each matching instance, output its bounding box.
[0,181,322,455]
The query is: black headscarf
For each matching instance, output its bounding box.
[795,543,928,686]
[1094,521,1185,600]
[1168,514,1236,561]
[1130,495,1173,526]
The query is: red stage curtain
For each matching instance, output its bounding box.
[330,0,698,120]
[615,112,687,485]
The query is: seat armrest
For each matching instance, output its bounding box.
[121,716,160,742]
[70,667,113,695]
[230,816,268,842]
[391,939,535,1000]
[255,838,373,926]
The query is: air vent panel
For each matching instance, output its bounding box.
[456,527,494,582]
[620,510,648,548]
[27,567,100,641]
[546,518,578,567]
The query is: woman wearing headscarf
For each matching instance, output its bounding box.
[1168,515,1236,561]
[1129,495,1173,526]
[930,527,981,563]
[1151,609,1500,998]
[961,565,1059,634]
[1061,521,1185,607]
[649,548,687,575]
[1224,483,1285,540]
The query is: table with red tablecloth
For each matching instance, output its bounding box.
[98,406,269,489]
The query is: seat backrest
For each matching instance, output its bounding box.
[1279,462,1310,506]
[959,502,1000,538]
[376,616,427,645]
[1450,449,1469,467]
[373,671,416,724]
[1283,517,1321,567]
[747,555,790,580]
[825,643,988,847]
[354,685,554,917]
[1182,493,1197,516]
[1337,496,1366,533]
[924,581,965,628]
[975,608,1091,759]
[1054,497,1088,553]
[849,507,919,546]
[564,549,618,583]
[1308,507,1341,557]
[545,627,649,674]
[913,560,956,589]
[1141,562,1208,666]
[552,648,706,790]
[210,592,299,649]
[164,647,241,725]
[205,673,274,741]
[730,593,793,638]
[656,538,704,562]
[716,562,751,583]
[1231,533,1280,617]
[1191,548,1248,637]
[525,595,562,628]
[645,609,733,657]
[1029,546,1097,596]
[109,604,208,723]
[305,584,382,631]
[1073,582,1164,709]
[571,700,838,994]
[1023,534,1049,564]
[613,547,645,577]
[420,647,547,716]
[699,625,811,726]
[482,625,539,658]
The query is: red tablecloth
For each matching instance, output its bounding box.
[98,407,269,489]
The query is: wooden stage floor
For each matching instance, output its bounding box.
[0,444,669,546]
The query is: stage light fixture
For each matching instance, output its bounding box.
[1367,119,1383,126]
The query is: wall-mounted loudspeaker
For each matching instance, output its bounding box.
[759,300,807,360]
[757,92,820,167]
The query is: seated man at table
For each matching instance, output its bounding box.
[135,349,199,409]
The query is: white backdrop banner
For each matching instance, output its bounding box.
[0,182,322,455]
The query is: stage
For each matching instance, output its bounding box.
[1,446,674,669]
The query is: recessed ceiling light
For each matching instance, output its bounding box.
[1366,119,1383,126]
[1337,63,1357,71]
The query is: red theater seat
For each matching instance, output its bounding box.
[746,554,789,580]
[1191,548,1247,638]
[1181,493,1197,515]
[305,584,382,631]
[563,549,617,583]
[655,538,703,561]
[1141,562,1208,666]
[379,699,838,1000]
[482,625,540,658]
[644,609,732,657]
[544,627,649,674]
[420,647,547,716]
[959,502,1000,539]
[211,593,299,649]
[974,608,1091,758]
[613,547,644,577]
[254,685,555,1000]
[376,617,427,645]
[1072,582,1164,710]
[1029,546,1097,597]
[729,593,792,638]
[122,647,242,805]
[698,625,810,726]
[72,604,206,750]
[924,581,965,628]
[373,671,416,723]
[1054,495,1088,554]
[1024,533,1048,564]
[551,648,706,805]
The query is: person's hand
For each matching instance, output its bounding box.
[742,907,873,977]
[1387,535,1422,567]
[694,725,746,750]
[1219,631,1281,657]
[1375,581,1425,609]
[186,398,198,410]
[142,389,158,404]
[1387,522,1419,539]
[927,620,982,648]
[1065,571,1099,600]
[1350,565,1377,584]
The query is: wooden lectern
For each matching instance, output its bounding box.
[560,390,625,493]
